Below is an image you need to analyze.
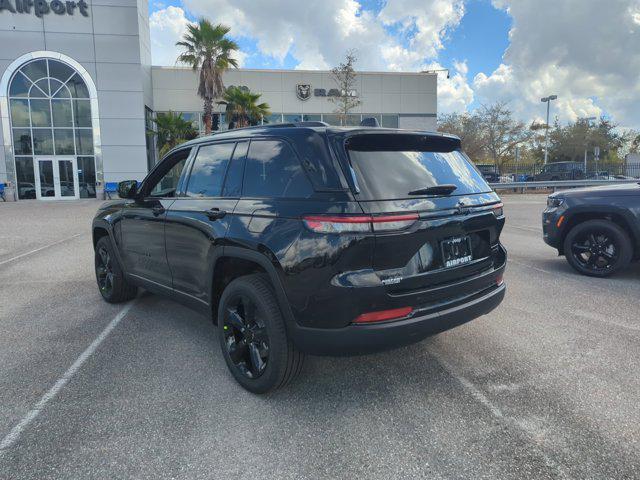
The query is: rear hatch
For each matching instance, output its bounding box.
[342,132,504,296]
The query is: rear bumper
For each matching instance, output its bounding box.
[291,282,506,356]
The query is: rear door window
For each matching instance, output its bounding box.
[243,139,313,198]
[346,134,491,200]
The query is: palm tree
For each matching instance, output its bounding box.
[152,112,198,157]
[176,20,239,134]
[223,86,271,129]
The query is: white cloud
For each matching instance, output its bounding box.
[148,1,640,129]
[431,60,474,114]
[163,0,465,72]
[150,0,469,117]
[150,6,248,67]
[474,0,640,128]
[379,0,465,61]
[149,6,192,66]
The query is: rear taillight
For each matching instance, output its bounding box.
[353,306,413,324]
[302,213,418,234]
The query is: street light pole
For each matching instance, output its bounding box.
[579,116,596,176]
[541,95,558,164]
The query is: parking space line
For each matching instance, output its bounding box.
[431,351,569,478]
[0,300,136,451]
[0,233,84,267]
[508,258,555,274]
[509,224,542,233]
[432,353,504,419]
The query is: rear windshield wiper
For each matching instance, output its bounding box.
[408,184,458,196]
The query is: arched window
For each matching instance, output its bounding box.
[8,58,96,199]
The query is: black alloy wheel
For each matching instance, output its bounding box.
[570,231,618,272]
[94,236,137,303]
[96,246,114,296]
[563,219,632,277]
[217,274,305,393]
[222,295,270,379]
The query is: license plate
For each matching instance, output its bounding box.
[441,236,473,268]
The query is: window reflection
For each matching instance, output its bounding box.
[58,160,75,197]
[30,99,52,127]
[52,99,73,127]
[76,129,93,155]
[8,59,93,164]
[78,156,97,198]
[186,143,235,197]
[349,149,490,200]
[54,129,75,155]
[33,129,54,155]
[243,140,313,198]
[15,157,36,199]
[10,99,30,127]
[13,129,32,155]
[150,157,188,197]
[38,160,55,197]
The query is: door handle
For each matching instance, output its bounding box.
[205,208,227,220]
[152,205,165,216]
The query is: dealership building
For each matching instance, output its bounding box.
[0,0,437,201]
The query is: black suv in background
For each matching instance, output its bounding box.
[535,161,585,181]
[476,164,501,183]
[543,183,640,276]
[92,124,507,393]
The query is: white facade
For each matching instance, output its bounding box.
[152,67,437,132]
[1,0,152,199]
[0,0,437,200]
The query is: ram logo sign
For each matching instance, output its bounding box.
[296,84,311,101]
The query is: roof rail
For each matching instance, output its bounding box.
[202,121,330,137]
[293,121,330,127]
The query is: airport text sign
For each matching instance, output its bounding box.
[0,0,89,17]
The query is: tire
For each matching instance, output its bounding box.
[217,273,305,394]
[563,219,632,277]
[94,236,137,303]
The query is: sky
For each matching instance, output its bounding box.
[148,0,640,129]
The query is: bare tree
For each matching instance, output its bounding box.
[438,113,486,161]
[328,50,362,125]
[478,102,533,169]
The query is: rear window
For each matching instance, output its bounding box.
[346,134,491,200]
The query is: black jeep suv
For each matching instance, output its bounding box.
[92,124,506,393]
[543,183,640,276]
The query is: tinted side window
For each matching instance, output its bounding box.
[243,140,313,198]
[222,141,248,197]
[186,143,236,197]
[149,155,188,198]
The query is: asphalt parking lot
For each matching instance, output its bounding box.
[1,195,639,479]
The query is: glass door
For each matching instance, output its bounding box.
[58,159,78,198]
[34,157,79,200]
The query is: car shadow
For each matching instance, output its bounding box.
[133,289,450,406]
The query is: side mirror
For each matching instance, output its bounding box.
[117,180,138,199]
